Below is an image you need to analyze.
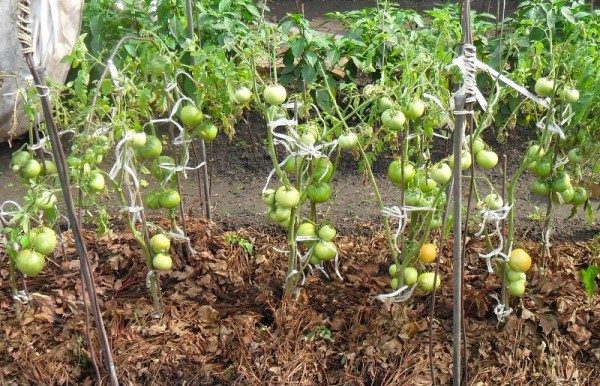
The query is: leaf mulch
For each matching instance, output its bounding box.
[1,218,599,385]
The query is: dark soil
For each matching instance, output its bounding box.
[1,217,599,384]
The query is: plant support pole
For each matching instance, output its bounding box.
[16,2,118,384]
[451,94,466,386]
[184,0,212,219]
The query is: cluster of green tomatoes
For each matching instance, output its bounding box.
[387,243,441,293]
[149,233,173,271]
[14,226,58,277]
[297,222,338,264]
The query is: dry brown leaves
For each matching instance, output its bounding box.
[0,218,598,385]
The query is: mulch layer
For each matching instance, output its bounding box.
[1,218,599,385]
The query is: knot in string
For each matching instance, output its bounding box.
[491,293,513,323]
[475,205,512,273]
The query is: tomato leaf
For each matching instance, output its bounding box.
[579,265,599,298]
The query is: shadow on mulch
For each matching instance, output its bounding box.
[1,217,599,385]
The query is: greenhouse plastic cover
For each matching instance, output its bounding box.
[0,0,83,143]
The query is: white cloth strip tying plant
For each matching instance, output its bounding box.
[262,118,338,192]
[0,201,24,225]
[27,128,76,151]
[375,283,418,303]
[475,59,550,110]
[382,205,436,254]
[146,269,156,289]
[12,290,32,304]
[106,59,124,94]
[167,225,197,255]
[542,227,552,257]
[490,293,513,323]
[474,205,512,273]
[297,235,343,280]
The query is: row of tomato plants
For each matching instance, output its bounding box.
[2,0,598,314]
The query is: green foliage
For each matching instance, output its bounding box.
[580,265,599,297]
[224,232,254,256]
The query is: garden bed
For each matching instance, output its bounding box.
[1,217,598,384]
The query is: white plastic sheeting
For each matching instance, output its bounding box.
[0,0,83,143]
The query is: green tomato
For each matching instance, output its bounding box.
[378,96,394,111]
[388,264,398,277]
[390,277,400,290]
[36,191,57,210]
[149,60,165,78]
[16,249,46,277]
[273,206,292,222]
[137,135,163,159]
[508,279,526,297]
[261,189,276,205]
[311,157,334,182]
[275,186,300,208]
[313,241,337,261]
[150,234,171,254]
[404,189,423,206]
[338,132,358,150]
[179,105,203,126]
[30,227,57,256]
[159,189,181,209]
[506,269,526,283]
[234,86,252,104]
[283,156,301,174]
[418,175,437,193]
[41,160,57,175]
[381,110,406,130]
[387,160,415,185]
[475,150,499,170]
[552,186,575,204]
[532,159,552,177]
[483,193,503,210]
[531,180,550,196]
[534,77,554,97]
[307,182,332,204]
[560,88,579,103]
[465,135,485,155]
[567,148,581,164]
[430,163,452,185]
[297,222,317,238]
[21,159,42,179]
[571,187,588,206]
[526,144,545,162]
[551,172,571,193]
[403,267,418,286]
[129,132,147,148]
[88,171,106,192]
[11,150,32,171]
[418,272,441,293]
[318,224,336,241]
[145,191,161,210]
[300,132,316,147]
[153,253,173,271]
[263,84,287,106]
[405,99,425,120]
[197,123,218,142]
